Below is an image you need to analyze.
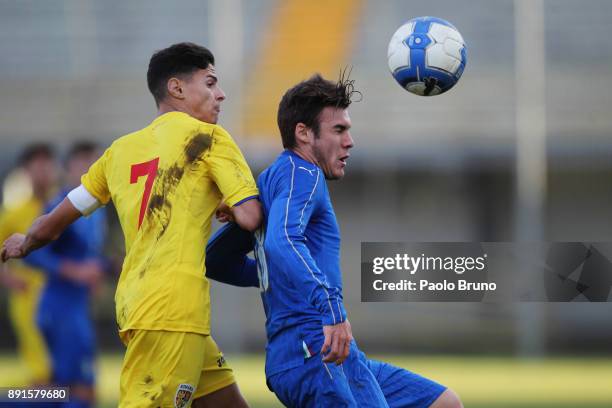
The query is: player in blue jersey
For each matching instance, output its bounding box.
[24,142,108,408]
[207,74,462,407]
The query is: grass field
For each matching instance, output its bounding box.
[2,354,611,407]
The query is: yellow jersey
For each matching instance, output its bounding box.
[81,111,258,338]
[0,197,45,280]
[0,197,50,383]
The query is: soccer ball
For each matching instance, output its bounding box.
[387,16,467,96]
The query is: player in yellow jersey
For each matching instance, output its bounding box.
[2,43,261,408]
[0,144,55,386]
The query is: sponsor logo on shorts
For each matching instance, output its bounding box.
[174,383,194,408]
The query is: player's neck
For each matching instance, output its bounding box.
[290,147,318,167]
[157,101,191,118]
[157,104,180,117]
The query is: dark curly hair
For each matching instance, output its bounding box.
[147,42,215,107]
[277,71,360,149]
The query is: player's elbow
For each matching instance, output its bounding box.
[232,199,262,232]
[237,216,261,233]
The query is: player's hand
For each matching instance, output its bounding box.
[1,233,27,262]
[215,202,235,223]
[321,320,353,365]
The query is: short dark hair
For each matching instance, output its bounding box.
[147,42,215,106]
[18,143,54,166]
[66,141,97,162]
[277,72,358,149]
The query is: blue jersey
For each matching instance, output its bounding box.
[205,151,448,407]
[25,190,107,313]
[256,150,347,377]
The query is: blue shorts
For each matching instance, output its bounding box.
[268,343,446,408]
[37,306,95,386]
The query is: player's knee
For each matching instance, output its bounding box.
[431,388,463,408]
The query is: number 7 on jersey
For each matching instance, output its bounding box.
[130,157,159,229]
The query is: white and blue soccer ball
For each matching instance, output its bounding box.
[387,16,467,96]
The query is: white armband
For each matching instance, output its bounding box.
[67,184,102,216]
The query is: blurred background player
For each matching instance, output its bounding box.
[24,141,108,408]
[0,143,56,386]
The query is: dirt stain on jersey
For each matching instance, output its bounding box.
[146,164,185,238]
[185,133,212,164]
[166,165,185,183]
[146,133,211,226]
[148,193,166,213]
[137,133,213,278]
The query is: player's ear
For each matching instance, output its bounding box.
[167,77,184,100]
[295,123,312,145]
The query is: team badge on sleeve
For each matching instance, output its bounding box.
[174,383,194,408]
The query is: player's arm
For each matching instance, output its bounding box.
[1,198,81,262]
[265,169,351,363]
[215,200,262,234]
[206,126,262,232]
[205,222,259,287]
[2,146,110,263]
[21,195,75,277]
[24,202,104,287]
[231,199,262,232]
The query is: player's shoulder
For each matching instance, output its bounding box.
[208,123,232,139]
[107,127,145,152]
[117,113,232,144]
[105,116,168,154]
[169,115,241,153]
[165,112,230,137]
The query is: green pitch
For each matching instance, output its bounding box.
[1,354,611,407]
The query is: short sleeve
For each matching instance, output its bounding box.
[81,146,111,204]
[206,126,258,207]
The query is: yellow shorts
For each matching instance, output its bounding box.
[119,330,235,408]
